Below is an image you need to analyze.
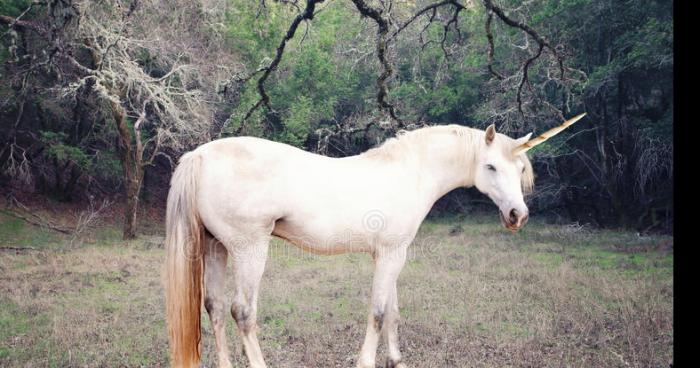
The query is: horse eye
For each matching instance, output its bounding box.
[486,164,496,172]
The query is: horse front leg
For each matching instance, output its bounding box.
[383,280,406,368]
[357,246,407,368]
[229,234,270,368]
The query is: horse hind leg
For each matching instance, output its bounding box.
[204,234,233,368]
[224,231,271,368]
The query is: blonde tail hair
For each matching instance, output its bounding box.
[165,152,205,367]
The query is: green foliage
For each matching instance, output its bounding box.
[90,150,123,183]
[225,0,371,145]
[225,0,499,146]
[225,1,291,62]
[281,96,315,147]
[0,0,31,19]
[619,17,673,69]
[40,131,90,169]
[224,81,269,137]
[530,0,591,25]
[37,130,122,188]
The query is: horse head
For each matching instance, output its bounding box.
[474,113,586,231]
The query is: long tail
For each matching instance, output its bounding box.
[165,151,205,368]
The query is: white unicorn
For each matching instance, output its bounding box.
[165,114,585,368]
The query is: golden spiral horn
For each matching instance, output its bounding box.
[512,113,587,156]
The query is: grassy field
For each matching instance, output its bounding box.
[0,212,673,367]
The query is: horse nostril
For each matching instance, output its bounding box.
[509,209,519,224]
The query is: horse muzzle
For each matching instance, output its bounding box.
[499,208,529,231]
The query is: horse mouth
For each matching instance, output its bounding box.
[499,211,521,232]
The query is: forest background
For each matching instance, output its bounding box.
[0,0,673,238]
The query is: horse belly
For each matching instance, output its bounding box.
[271,204,421,256]
[271,217,373,255]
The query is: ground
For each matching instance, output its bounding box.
[0,212,673,367]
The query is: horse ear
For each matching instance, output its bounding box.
[485,124,496,145]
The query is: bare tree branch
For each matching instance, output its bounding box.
[349,0,404,127]
[480,0,574,121]
[516,42,543,116]
[0,14,50,39]
[485,11,504,79]
[239,0,326,131]
[482,0,564,77]
[0,1,44,39]
[388,0,455,41]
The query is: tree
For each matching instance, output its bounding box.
[1,0,236,238]
[1,0,674,232]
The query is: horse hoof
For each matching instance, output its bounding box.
[385,359,407,368]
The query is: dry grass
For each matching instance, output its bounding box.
[0,214,672,367]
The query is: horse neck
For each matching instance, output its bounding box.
[415,127,482,205]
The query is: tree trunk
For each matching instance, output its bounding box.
[110,99,143,240]
[123,168,144,240]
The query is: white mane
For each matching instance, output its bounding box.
[361,124,534,193]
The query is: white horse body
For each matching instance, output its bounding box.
[165,123,539,368]
[196,132,469,256]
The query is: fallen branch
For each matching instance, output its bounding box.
[0,209,72,234]
[0,246,39,251]
[5,197,73,234]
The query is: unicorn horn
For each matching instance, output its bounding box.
[512,113,587,156]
